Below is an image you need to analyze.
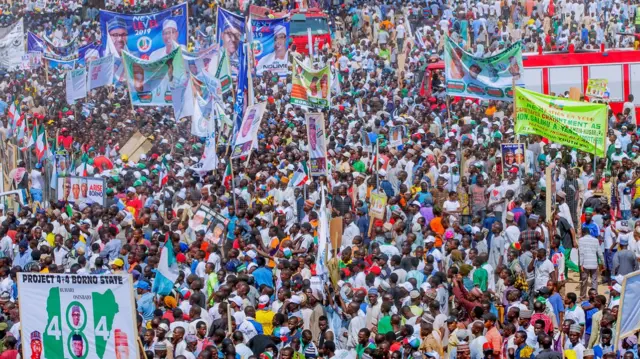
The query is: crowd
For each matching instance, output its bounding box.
[0,0,638,359]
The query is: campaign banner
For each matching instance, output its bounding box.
[122,47,187,106]
[66,68,87,105]
[191,88,214,137]
[18,273,139,359]
[586,78,609,99]
[306,113,327,177]
[191,131,219,173]
[99,2,188,61]
[514,87,608,157]
[389,125,406,148]
[216,8,245,76]
[0,19,24,71]
[369,193,387,220]
[215,49,233,94]
[444,38,523,101]
[231,102,267,159]
[45,57,76,71]
[183,45,232,95]
[88,55,114,90]
[617,271,640,341]
[217,103,234,145]
[27,31,79,58]
[56,176,106,206]
[232,43,248,136]
[290,58,330,108]
[22,51,43,70]
[500,143,525,177]
[251,18,289,77]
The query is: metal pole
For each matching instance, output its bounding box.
[375,137,380,191]
[230,158,238,214]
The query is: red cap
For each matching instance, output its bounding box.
[483,343,493,351]
[369,266,381,276]
[509,167,519,174]
[176,253,186,263]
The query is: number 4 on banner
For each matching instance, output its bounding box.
[95,317,109,340]
[46,317,62,340]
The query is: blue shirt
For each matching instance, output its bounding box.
[380,181,394,197]
[252,267,274,289]
[137,292,155,321]
[547,293,565,326]
[226,214,238,240]
[582,300,598,335]
[12,249,32,269]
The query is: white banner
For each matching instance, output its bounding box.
[231,102,267,159]
[306,113,328,177]
[191,92,213,137]
[56,176,106,206]
[0,19,25,71]
[88,55,114,90]
[66,68,87,105]
[18,273,139,359]
[191,131,219,173]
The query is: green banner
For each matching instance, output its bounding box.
[444,37,523,101]
[122,48,187,106]
[290,58,330,108]
[514,87,608,157]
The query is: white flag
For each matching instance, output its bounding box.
[191,93,214,137]
[66,68,87,105]
[191,132,218,173]
[87,55,114,90]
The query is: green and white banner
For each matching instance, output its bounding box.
[514,87,608,157]
[18,273,139,359]
[444,37,523,101]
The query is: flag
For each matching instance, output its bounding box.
[159,157,169,187]
[33,124,46,162]
[14,111,26,144]
[232,43,248,139]
[316,191,329,276]
[7,102,17,136]
[50,152,57,189]
[152,239,180,296]
[291,163,309,187]
[223,161,232,189]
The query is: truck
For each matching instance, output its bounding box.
[289,9,331,55]
[420,46,640,120]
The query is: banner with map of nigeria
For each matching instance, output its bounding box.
[444,37,523,101]
[514,87,608,157]
[18,273,139,359]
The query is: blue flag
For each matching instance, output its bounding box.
[232,42,247,143]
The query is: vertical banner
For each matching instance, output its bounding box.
[122,48,187,106]
[616,271,640,341]
[66,68,87,105]
[99,3,188,60]
[215,49,233,94]
[182,45,220,77]
[231,102,267,159]
[216,8,245,76]
[444,37,523,101]
[290,57,330,108]
[88,55,114,90]
[216,103,234,146]
[500,143,525,177]
[18,273,139,359]
[250,18,290,77]
[0,19,24,71]
[306,113,328,177]
[232,43,248,136]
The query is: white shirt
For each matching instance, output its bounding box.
[342,222,360,250]
[533,259,555,291]
[565,305,586,325]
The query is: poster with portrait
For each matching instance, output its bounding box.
[500,143,525,178]
[306,113,327,177]
[0,18,25,71]
[231,102,267,159]
[99,3,188,61]
[18,273,139,359]
[250,17,289,77]
[216,8,245,76]
[389,125,406,148]
[56,176,106,206]
[444,38,523,101]
[290,57,331,108]
[122,47,187,106]
[369,193,387,220]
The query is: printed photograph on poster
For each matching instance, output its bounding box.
[216,8,245,76]
[306,113,327,177]
[231,102,267,159]
[56,176,106,206]
[122,48,187,106]
[251,18,290,77]
[389,126,405,147]
[500,143,525,178]
[369,193,387,220]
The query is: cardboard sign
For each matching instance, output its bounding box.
[568,87,581,101]
[329,217,343,251]
[120,131,151,163]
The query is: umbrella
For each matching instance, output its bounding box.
[93,156,113,172]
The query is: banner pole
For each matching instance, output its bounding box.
[375,137,380,191]
[230,158,238,214]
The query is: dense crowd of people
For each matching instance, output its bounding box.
[0,0,638,359]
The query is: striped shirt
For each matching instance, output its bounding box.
[578,234,603,270]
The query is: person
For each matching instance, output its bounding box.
[71,334,84,357]
[256,25,289,76]
[578,223,603,298]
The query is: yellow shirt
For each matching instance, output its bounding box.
[256,309,276,335]
[46,233,55,247]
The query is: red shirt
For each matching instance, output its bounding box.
[57,135,73,150]
[0,349,18,359]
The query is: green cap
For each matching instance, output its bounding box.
[140,176,148,182]
[176,143,183,149]
[111,175,120,183]
[133,180,143,187]
[585,207,594,214]
[106,188,114,195]
[137,163,146,169]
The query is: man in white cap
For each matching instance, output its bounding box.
[256,24,289,76]
[149,19,184,61]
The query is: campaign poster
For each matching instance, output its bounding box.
[27,31,79,58]
[88,55,114,90]
[389,125,406,148]
[231,102,267,159]
[56,176,106,206]
[216,8,245,76]
[216,103,233,146]
[66,68,87,105]
[18,273,139,359]
[444,38,523,101]
[369,193,387,220]
[306,113,327,177]
[500,143,525,177]
[45,57,76,71]
[99,3,188,61]
[0,19,24,71]
[183,45,231,96]
[122,47,187,106]
[251,18,289,77]
[290,57,330,108]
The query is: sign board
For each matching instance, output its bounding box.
[18,273,139,359]
[369,193,388,220]
[586,78,608,99]
[119,131,151,163]
[568,87,581,101]
[56,177,106,206]
[329,217,343,250]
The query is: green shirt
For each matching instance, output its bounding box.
[352,160,366,173]
[472,267,488,291]
[377,316,393,335]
